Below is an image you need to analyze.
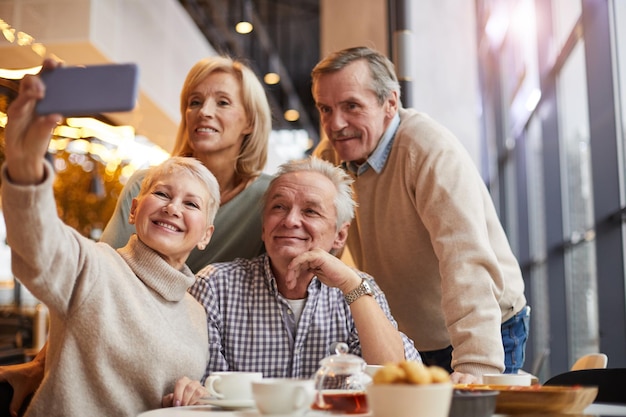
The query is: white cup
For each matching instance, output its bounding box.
[252,378,315,416]
[482,373,532,386]
[204,371,263,400]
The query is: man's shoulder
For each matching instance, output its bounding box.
[127,168,149,184]
[196,255,265,279]
[398,108,450,135]
[395,108,464,154]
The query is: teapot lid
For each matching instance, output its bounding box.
[319,342,366,368]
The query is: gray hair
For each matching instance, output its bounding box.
[266,157,356,230]
[138,157,221,224]
[311,46,401,106]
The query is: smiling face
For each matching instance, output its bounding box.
[185,70,252,160]
[313,60,398,164]
[262,171,348,272]
[129,171,214,269]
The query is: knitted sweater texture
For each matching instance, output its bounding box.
[315,108,526,376]
[1,162,208,417]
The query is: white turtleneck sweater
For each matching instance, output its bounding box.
[1,162,208,417]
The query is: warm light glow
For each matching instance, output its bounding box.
[53,125,83,140]
[66,117,136,146]
[31,43,46,57]
[264,72,280,85]
[16,31,34,46]
[66,138,91,154]
[0,19,169,175]
[0,19,46,58]
[89,142,115,163]
[284,109,300,122]
[49,138,71,152]
[0,66,41,79]
[235,21,253,34]
[121,164,139,183]
[1,27,15,43]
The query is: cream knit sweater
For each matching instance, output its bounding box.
[315,108,526,376]
[1,162,208,417]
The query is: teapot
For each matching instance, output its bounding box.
[313,342,371,414]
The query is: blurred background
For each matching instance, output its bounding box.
[0,0,625,382]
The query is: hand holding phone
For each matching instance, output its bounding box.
[35,63,139,117]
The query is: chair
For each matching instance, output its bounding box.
[544,368,626,404]
[0,382,29,417]
[0,382,13,417]
[570,353,608,371]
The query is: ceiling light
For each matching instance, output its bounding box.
[264,72,280,85]
[235,21,253,34]
[284,109,300,122]
[235,0,253,34]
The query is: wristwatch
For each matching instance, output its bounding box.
[344,278,373,305]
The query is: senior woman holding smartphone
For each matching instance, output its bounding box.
[0,54,273,416]
[1,58,221,416]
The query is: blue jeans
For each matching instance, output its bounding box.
[419,305,531,374]
[501,305,530,373]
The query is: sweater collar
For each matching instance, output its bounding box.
[117,235,196,302]
[343,111,401,175]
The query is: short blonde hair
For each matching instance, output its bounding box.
[172,56,271,181]
[138,157,221,224]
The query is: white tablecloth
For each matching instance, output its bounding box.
[138,403,626,417]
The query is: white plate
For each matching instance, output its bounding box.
[199,398,256,410]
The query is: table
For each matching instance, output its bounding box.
[138,406,365,417]
[138,403,626,417]
[495,403,626,416]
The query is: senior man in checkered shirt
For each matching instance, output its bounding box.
[188,157,419,385]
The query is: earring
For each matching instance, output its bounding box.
[198,243,206,250]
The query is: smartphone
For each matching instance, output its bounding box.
[35,63,139,117]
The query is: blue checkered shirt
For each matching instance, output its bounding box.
[190,254,420,381]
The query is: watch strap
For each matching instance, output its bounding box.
[344,278,373,305]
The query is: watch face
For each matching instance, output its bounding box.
[363,280,372,293]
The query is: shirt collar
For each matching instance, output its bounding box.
[343,112,400,175]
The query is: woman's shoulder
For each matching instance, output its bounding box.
[119,168,149,196]
[252,172,273,189]
[230,172,272,203]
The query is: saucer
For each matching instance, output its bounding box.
[200,398,256,410]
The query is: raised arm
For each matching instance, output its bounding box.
[4,59,62,185]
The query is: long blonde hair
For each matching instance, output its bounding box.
[172,56,271,181]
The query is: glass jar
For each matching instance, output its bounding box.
[313,342,371,414]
